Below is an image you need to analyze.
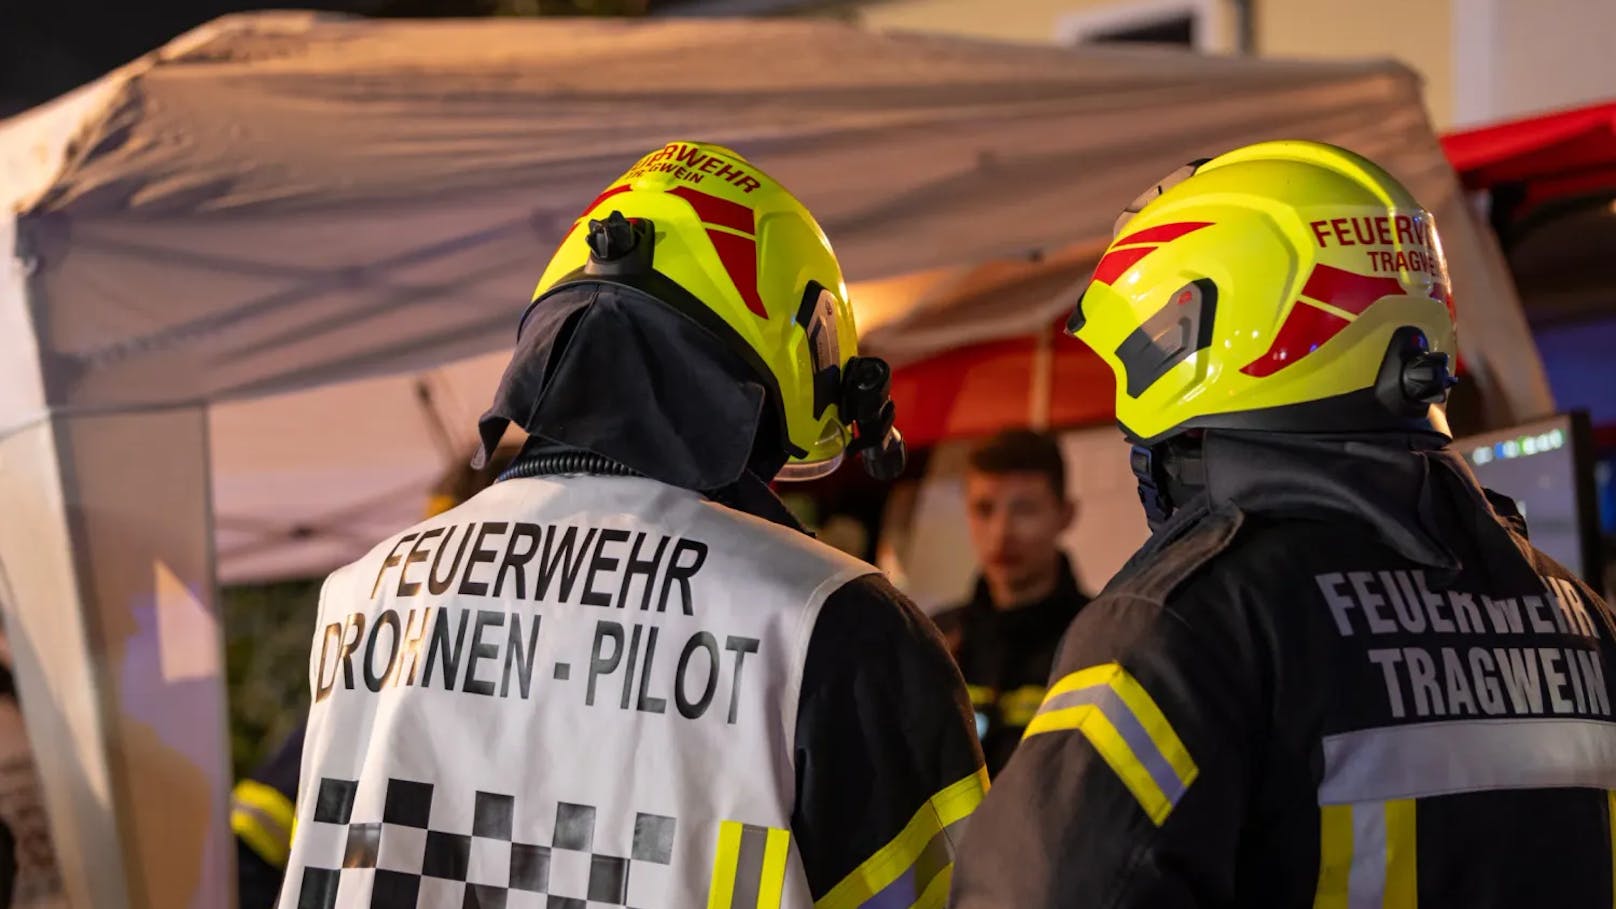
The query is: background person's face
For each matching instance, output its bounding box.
[964,470,1073,598]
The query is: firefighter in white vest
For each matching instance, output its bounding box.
[279,141,986,909]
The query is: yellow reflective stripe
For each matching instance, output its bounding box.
[708,821,744,909]
[1609,791,1616,908]
[1024,704,1174,824]
[966,685,996,708]
[234,779,295,834]
[424,493,459,518]
[231,780,295,868]
[756,827,791,909]
[1312,804,1353,909]
[232,808,290,869]
[1045,664,1117,700]
[997,685,1046,728]
[1027,663,1197,825]
[1312,800,1417,909]
[1108,669,1197,785]
[913,862,952,909]
[709,821,791,909]
[1384,799,1417,908]
[814,767,988,909]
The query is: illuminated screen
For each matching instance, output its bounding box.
[1456,414,1595,580]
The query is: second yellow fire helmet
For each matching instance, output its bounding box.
[1068,140,1458,444]
[526,141,903,482]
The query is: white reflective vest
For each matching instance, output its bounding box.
[278,474,873,909]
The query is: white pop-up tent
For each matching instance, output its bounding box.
[0,12,1551,907]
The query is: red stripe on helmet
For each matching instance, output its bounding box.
[706,229,768,318]
[1113,221,1213,247]
[580,184,632,218]
[1239,301,1351,377]
[669,186,755,235]
[1091,245,1156,286]
[1300,264,1407,316]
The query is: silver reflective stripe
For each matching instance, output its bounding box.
[730,824,771,909]
[1321,718,1616,804]
[1039,685,1188,806]
[1345,801,1386,909]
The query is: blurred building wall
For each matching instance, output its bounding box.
[1450,0,1616,128]
[846,0,1616,130]
[853,0,1239,51]
[1256,0,1455,125]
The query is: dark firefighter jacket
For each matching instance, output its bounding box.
[951,429,1616,908]
[933,555,1089,776]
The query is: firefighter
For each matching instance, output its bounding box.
[279,142,983,909]
[951,140,1616,907]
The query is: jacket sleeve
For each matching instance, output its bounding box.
[792,573,987,908]
[950,568,1264,909]
[233,722,307,909]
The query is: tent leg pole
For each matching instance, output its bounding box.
[0,407,232,909]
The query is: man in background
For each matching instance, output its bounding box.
[934,429,1089,775]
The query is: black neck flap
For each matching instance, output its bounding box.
[474,282,785,492]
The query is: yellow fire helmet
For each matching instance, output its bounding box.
[1068,140,1459,445]
[526,140,904,482]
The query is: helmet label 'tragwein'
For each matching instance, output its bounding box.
[624,142,764,194]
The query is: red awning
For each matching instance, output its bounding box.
[887,322,1115,447]
[1441,99,1616,209]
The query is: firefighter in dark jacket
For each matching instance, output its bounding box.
[951,140,1616,908]
[233,725,303,909]
[933,429,1089,775]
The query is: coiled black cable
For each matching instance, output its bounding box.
[497,452,642,483]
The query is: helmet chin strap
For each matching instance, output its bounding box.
[1129,436,1206,530]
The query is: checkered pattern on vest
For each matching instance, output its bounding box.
[295,777,677,909]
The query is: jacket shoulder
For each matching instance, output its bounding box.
[1104,503,1246,606]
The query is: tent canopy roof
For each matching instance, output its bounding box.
[3,12,1483,426]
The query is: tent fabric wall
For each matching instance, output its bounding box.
[0,13,1556,906]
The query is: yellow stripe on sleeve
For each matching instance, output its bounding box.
[1044,664,1119,700]
[755,827,791,909]
[1312,804,1353,909]
[231,780,296,869]
[707,820,744,909]
[1023,703,1174,824]
[914,862,953,909]
[813,768,987,909]
[233,779,295,834]
[1383,799,1417,909]
[1108,668,1198,786]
